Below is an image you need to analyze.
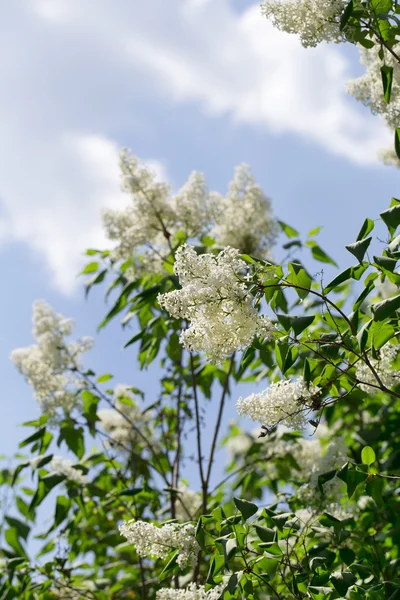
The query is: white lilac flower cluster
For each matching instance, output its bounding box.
[49,456,88,485]
[156,583,225,600]
[98,385,152,449]
[174,485,202,522]
[297,435,347,508]
[210,164,277,256]
[103,152,277,280]
[158,245,274,363]
[119,520,200,569]
[348,46,400,130]
[236,378,320,430]
[356,342,400,392]
[261,0,346,47]
[103,151,209,280]
[11,301,93,420]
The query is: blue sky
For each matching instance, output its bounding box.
[1,0,399,476]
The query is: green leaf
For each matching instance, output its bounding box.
[41,473,66,489]
[5,528,27,558]
[357,218,375,241]
[291,316,315,337]
[361,446,376,466]
[371,0,393,13]
[287,262,312,299]
[4,517,30,541]
[374,255,398,273]
[372,321,395,350]
[85,268,107,298]
[345,237,372,264]
[276,313,291,331]
[11,462,29,486]
[371,294,400,321]
[118,488,144,497]
[31,454,53,471]
[227,573,239,594]
[381,201,400,235]
[381,65,393,103]
[195,517,206,550]
[58,425,85,460]
[330,571,356,596]
[396,129,400,160]
[337,463,368,498]
[97,374,113,383]
[323,263,368,294]
[206,554,225,584]
[80,261,99,275]
[340,0,354,30]
[318,470,337,493]
[281,346,299,375]
[54,495,71,526]
[357,320,371,352]
[234,497,258,521]
[276,314,314,336]
[319,512,342,527]
[339,547,355,566]
[366,475,384,507]
[124,330,146,349]
[306,241,337,266]
[278,220,299,238]
[254,525,276,543]
[160,552,178,579]
[19,427,47,448]
[308,226,322,236]
[237,347,256,378]
[271,512,292,530]
[353,274,377,311]
[303,358,311,386]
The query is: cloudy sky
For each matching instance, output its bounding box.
[1,0,398,460]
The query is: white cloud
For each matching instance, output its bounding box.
[122,0,389,163]
[0,0,391,293]
[0,134,124,293]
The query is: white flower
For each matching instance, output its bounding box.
[50,456,88,485]
[355,343,400,392]
[103,151,211,278]
[261,0,347,47]
[156,583,225,600]
[171,171,210,238]
[98,385,152,449]
[174,485,202,522]
[211,164,277,256]
[11,301,92,420]
[377,146,400,169]
[297,436,347,508]
[158,245,274,363]
[119,520,199,569]
[103,152,277,279]
[225,431,253,458]
[103,151,175,274]
[348,46,400,129]
[236,378,319,430]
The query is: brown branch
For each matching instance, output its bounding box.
[190,353,206,491]
[205,354,235,489]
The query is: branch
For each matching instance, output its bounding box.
[190,353,206,490]
[205,354,235,489]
